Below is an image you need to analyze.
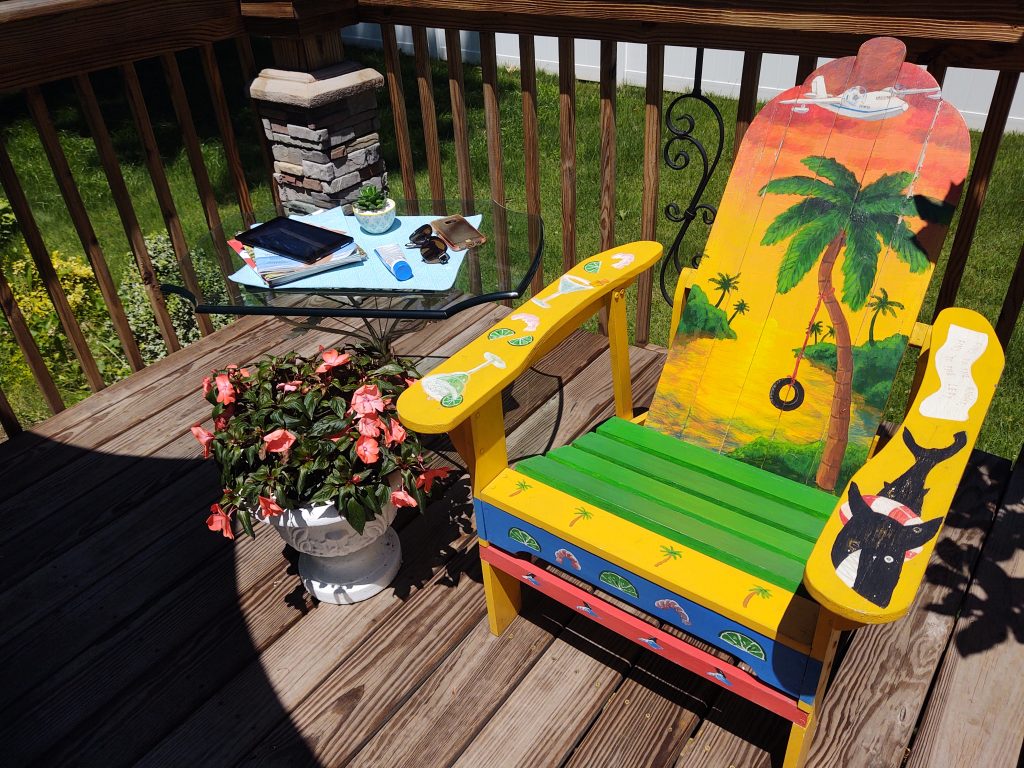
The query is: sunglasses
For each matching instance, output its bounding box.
[406,224,450,264]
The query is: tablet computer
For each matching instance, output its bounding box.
[235,217,355,264]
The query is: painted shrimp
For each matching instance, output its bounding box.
[554,548,582,571]
[510,313,541,332]
[654,598,692,626]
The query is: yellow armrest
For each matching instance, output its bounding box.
[804,308,1004,624]
[398,241,663,433]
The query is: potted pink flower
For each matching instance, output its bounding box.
[190,345,448,604]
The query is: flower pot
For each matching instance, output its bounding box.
[260,475,403,605]
[352,197,397,234]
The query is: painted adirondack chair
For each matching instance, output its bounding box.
[397,38,1005,767]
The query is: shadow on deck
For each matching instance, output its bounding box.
[0,306,1020,767]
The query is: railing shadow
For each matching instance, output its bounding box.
[0,435,320,766]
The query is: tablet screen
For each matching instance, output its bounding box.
[235,217,355,264]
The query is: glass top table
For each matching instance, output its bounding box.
[163,199,542,351]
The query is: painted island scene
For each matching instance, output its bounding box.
[647,38,970,493]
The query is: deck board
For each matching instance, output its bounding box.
[904,451,1024,768]
[0,310,1020,768]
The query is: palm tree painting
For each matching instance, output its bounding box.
[759,155,950,490]
[808,320,824,344]
[743,585,773,608]
[569,507,593,526]
[654,545,683,567]
[644,42,969,499]
[708,272,741,308]
[728,299,750,325]
[509,480,532,497]
[866,288,905,344]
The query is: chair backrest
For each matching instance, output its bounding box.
[646,37,970,493]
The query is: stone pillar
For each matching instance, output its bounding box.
[249,62,386,215]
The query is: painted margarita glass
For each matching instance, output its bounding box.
[420,352,507,407]
[531,274,592,309]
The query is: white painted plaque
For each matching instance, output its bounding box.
[918,324,988,422]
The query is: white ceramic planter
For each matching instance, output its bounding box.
[352,197,397,234]
[260,475,403,605]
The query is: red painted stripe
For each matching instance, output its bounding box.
[480,544,808,726]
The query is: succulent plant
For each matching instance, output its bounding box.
[355,184,388,212]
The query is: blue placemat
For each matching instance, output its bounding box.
[229,208,479,292]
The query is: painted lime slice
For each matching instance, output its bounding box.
[488,327,515,340]
[599,570,639,599]
[583,260,601,273]
[508,527,541,552]
[440,394,464,408]
[507,335,534,346]
[718,630,766,660]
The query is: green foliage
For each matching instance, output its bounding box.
[729,437,869,494]
[759,155,943,310]
[799,334,909,408]
[0,247,131,419]
[678,284,736,340]
[199,346,442,536]
[355,184,388,211]
[120,234,231,364]
[0,197,17,248]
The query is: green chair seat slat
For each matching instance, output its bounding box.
[571,432,826,543]
[546,445,814,562]
[516,455,807,591]
[597,418,835,518]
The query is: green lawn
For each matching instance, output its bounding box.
[1,42,1022,460]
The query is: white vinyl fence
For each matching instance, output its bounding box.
[342,25,1024,132]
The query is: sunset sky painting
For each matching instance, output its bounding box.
[647,38,971,493]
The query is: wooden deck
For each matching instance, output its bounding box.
[1,306,1021,767]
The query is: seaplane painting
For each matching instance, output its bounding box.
[782,75,941,121]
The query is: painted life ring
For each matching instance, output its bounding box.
[768,377,805,411]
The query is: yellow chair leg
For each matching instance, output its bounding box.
[783,710,816,768]
[481,549,521,636]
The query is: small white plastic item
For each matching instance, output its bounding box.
[375,243,413,281]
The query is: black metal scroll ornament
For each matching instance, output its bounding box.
[659,49,726,306]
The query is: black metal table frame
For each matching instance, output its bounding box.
[161,219,545,322]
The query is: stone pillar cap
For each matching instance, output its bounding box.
[250,61,384,108]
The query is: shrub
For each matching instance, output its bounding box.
[0,197,16,248]
[120,233,232,364]
[0,246,131,415]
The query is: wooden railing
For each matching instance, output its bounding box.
[1,0,1023,440]
[353,0,1024,348]
[0,0,280,436]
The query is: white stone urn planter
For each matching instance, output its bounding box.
[260,474,403,605]
[352,197,396,234]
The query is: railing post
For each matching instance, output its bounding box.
[73,73,181,354]
[25,85,145,372]
[636,43,664,347]
[734,50,762,158]
[122,61,216,336]
[480,31,510,304]
[520,34,543,296]
[0,135,106,391]
[558,37,577,274]
[933,70,1019,320]
[382,24,419,212]
[598,39,617,335]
